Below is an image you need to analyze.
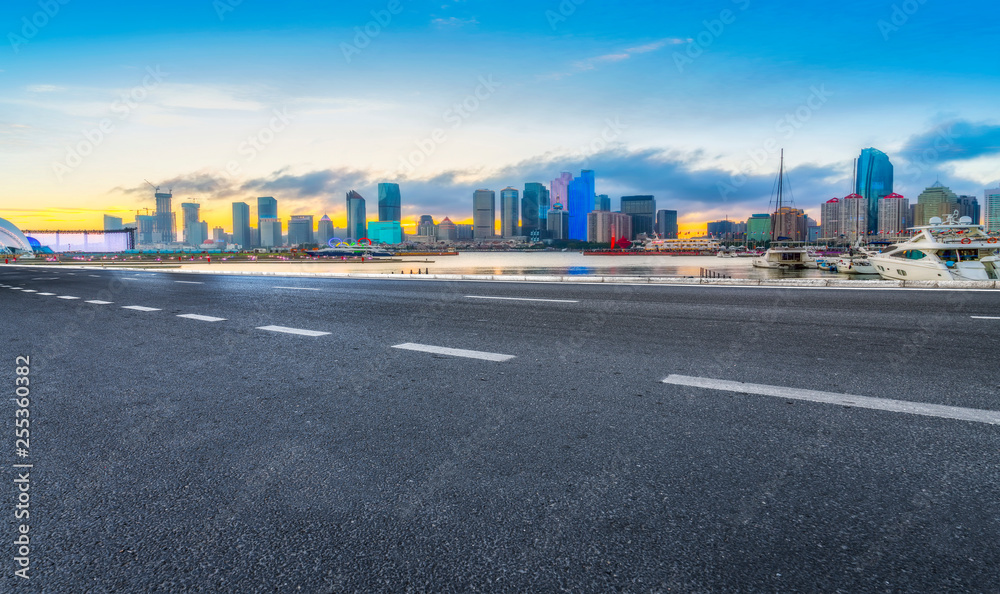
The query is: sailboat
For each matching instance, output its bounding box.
[751,150,813,269]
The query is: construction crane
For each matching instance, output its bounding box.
[144,179,159,192]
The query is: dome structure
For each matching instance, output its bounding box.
[0,217,33,254]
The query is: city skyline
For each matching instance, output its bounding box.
[2,1,999,235]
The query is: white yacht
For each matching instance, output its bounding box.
[751,243,813,269]
[835,250,878,275]
[868,213,1000,281]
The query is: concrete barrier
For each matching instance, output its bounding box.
[760,279,829,287]
[826,279,903,288]
[901,280,939,288]
[936,280,996,289]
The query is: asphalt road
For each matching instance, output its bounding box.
[2,265,999,592]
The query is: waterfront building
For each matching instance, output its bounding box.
[317,214,334,245]
[346,190,367,239]
[368,221,403,244]
[746,214,770,242]
[500,187,519,238]
[655,210,678,239]
[437,217,457,242]
[231,202,251,248]
[180,203,202,246]
[257,196,277,231]
[595,194,611,212]
[547,205,570,240]
[212,226,225,241]
[771,207,808,241]
[103,215,123,231]
[984,187,1000,232]
[154,189,175,243]
[287,215,315,245]
[567,170,595,240]
[840,194,867,242]
[913,182,959,226]
[521,183,544,238]
[260,218,282,247]
[956,195,980,225]
[378,183,402,222]
[587,211,632,244]
[856,148,893,234]
[550,172,573,217]
[877,193,909,236]
[820,198,841,239]
[417,215,437,239]
[620,195,656,239]
[473,189,496,239]
[706,220,737,239]
[456,224,474,240]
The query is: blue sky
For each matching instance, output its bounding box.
[2,0,999,230]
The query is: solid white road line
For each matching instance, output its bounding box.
[178,314,226,322]
[392,343,515,362]
[662,374,1000,426]
[175,281,204,284]
[86,300,114,305]
[465,295,580,303]
[256,325,331,337]
[274,287,320,291]
[56,296,80,300]
[121,306,161,312]
[971,316,1000,320]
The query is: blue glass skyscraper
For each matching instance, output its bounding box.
[378,183,401,222]
[856,148,893,234]
[346,190,367,239]
[521,183,547,237]
[257,196,277,232]
[567,170,595,240]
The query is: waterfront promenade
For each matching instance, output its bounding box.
[2,266,999,591]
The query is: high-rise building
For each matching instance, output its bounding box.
[368,221,403,244]
[287,215,315,245]
[840,194,867,241]
[473,189,496,239]
[437,217,457,242]
[595,194,611,211]
[257,195,277,222]
[878,193,909,236]
[856,148,893,234]
[820,198,841,240]
[378,183,402,222]
[746,214,770,242]
[260,218,282,247]
[956,195,980,225]
[550,172,573,212]
[213,226,225,241]
[346,190,367,239]
[500,187,519,238]
[521,183,546,237]
[154,190,175,243]
[985,187,1000,232]
[180,203,202,246]
[587,210,632,244]
[232,202,251,248]
[620,195,656,239]
[135,215,155,245]
[567,170,594,240]
[706,220,737,239]
[103,215,123,231]
[456,224,474,240]
[913,182,959,226]
[417,215,436,238]
[655,210,678,239]
[547,205,570,240]
[771,207,808,241]
[317,214,334,246]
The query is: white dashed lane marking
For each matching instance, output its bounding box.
[86,300,114,305]
[465,295,580,303]
[971,316,1000,320]
[274,287,320,291]
[661,374,1000,426]
[175,281,204,285]
[56,296,80,300]
[178,314,226,322]
[391,343,516,362]
[256,325,331,337]
[121,306,161,312]
[37,293,56,296]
